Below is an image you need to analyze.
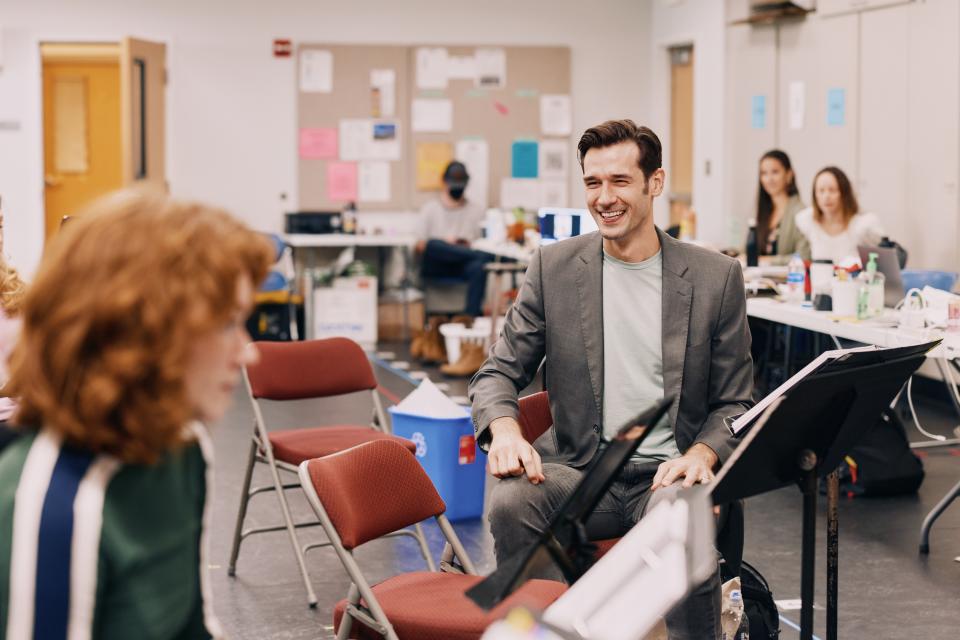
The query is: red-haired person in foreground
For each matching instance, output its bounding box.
[0,191,272,639]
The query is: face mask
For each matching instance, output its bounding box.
[448,186,466,200]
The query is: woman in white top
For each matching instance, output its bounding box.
[795,166,884,264]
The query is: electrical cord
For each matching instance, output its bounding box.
[906,376,947,441]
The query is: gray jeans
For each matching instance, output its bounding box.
[487,460,721,640]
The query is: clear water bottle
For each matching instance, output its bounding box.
[745,219,759,267]
[786,253,805,304]
[731,590,750,640]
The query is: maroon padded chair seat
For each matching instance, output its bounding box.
[268,426,415,466]
[334,572,566,640]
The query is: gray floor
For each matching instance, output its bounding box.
[208,344,960,639]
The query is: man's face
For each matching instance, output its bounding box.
[582,141,663,242]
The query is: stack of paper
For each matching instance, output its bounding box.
[393,378,470,419]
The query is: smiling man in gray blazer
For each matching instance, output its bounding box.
[469,120,753,640]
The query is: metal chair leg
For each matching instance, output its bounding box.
[336,583,360,640]
[228,438,258,576]
[412,522,436,571]
[267,457,318,607]
[919,477,960,554]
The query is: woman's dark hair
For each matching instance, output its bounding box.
[755,150,798,254]
[812,166,859,226]
[577,119,662,181]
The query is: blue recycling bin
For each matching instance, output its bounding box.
[389,407,486,521]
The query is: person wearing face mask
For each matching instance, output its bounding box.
[751,150,809,264]
[795,166,884,264]
[0,190,272,639]
[416,160,491,318]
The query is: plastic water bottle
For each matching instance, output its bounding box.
[745,219,759,267]
[727,590,750,640]
[786,253,805,304]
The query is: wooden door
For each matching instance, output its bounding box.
[669,45,694,233]
[41,43,122,240]
[120,38,167,190]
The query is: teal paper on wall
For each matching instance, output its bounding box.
[511,140,539,178]
[827,88,845,126]
[751,95,766,129]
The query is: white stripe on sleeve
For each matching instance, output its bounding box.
[6,430,63,640]
[67,455,121,640]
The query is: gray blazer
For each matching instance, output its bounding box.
[469,227,753,469]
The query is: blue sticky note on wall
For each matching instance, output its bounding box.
[511,140,539,178]
[827,88,845,126]
[751,95,766,129]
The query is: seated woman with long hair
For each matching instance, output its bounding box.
[0,190,271,639]
[795,166,884,264]
[752,149,809,264]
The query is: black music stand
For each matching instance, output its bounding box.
[466,396,675,610]
[712,340,938,640]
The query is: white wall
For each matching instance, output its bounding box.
[649,0,728,247]
[0,0,654,277]
[724,0,960,271]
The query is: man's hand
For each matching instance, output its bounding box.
[487,417,545,484]
[651,443,719,491]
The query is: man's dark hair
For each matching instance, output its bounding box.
[577,119,662,180]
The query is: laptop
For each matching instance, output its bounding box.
[538,207,598,245]
[857,245,905,308]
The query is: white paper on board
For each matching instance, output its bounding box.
[300,50,333,93]
[370,69,396,117]
[455,139,490,209]
[412,98,453,132]
[447,55,477,81]
[789,81,805,130]
[540,94,572,136]
[339,119,401,161]
[539,179,568,208]
[416,47,449,90]
[475,47,506,89]
[500,178,541,210]
[339,119,370,161]
[538,139,569,179]
[358,161,391,202]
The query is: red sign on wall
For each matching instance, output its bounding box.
[273,39,292,58]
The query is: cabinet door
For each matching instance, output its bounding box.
[904,0,960,270]
[777,13,858,199]
[858,4,908,241]
[724,23,778,232]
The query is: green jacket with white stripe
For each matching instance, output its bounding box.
[0,427,221,639]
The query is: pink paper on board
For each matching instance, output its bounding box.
[327,162,358,201]
[299,128,338,159]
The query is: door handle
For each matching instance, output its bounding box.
[44,174,62,187]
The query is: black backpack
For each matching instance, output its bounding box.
[722,560,781,639]
[835,408,924,496]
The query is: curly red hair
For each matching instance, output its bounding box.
[6,190,272,464]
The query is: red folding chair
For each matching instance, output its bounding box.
[299,439,567,640]
[228,338,430,607]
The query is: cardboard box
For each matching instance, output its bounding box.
[313,276,378,347]
[378,298,425,341]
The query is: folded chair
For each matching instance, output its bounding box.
[229,337,431,607]
[299,439,567,640]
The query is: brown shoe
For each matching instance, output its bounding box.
[440,341,486,377]
[409,328,425,359]
[420,317,447,364]
[450,314,474,328]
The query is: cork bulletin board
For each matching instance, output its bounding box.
[297,43,572,212]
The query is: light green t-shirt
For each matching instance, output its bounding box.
[602,249,680,463]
